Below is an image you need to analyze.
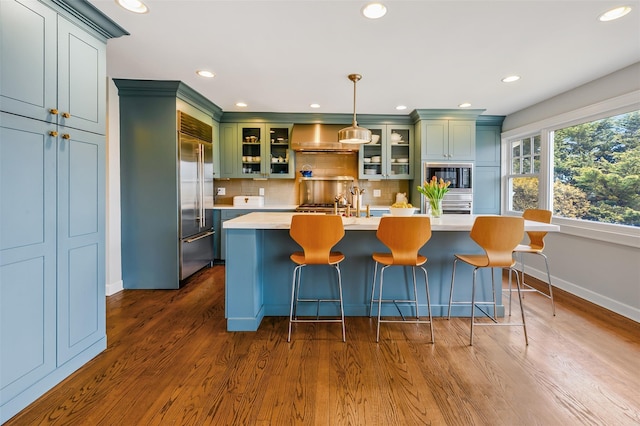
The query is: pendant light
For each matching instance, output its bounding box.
[339,74,372,144]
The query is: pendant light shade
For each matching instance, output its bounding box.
[339,74,372,144]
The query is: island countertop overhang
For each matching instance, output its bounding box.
[222,212,560,232]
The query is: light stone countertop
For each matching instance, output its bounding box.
[223,212,560,232]
[211,204,393,211]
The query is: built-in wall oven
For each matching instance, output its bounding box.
[423,162,473,214]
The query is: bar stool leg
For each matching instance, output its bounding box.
[412,267,419,319]
[376,266,388,342]
[334,264,346,342]
[369,262,379,317]
[288,265,303,342]
[447,258,459,319]
[512,267,529,345]
[421,266,434,343]
[541,253,556,316]
[470,267,478,345]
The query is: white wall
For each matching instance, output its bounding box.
[106,79,123,296]
[503,62,640,322]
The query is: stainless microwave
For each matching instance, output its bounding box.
[423,162,472,190]
[422,162,473,214]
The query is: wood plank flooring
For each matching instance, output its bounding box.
[6,266,640,425]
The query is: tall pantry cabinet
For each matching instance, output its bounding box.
[0,0,127,422]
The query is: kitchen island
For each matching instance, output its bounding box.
[223,212,559,331]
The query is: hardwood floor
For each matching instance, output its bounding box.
[6,266,640,425]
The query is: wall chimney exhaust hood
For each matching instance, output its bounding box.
[291,124,359,152]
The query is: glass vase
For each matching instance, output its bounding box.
[429,198,443,218]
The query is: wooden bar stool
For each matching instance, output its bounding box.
[369,216,434,343]
[447,216,527,345]
[508,209,556,315]
[288,214,346,342]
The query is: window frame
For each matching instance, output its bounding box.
[501,91,640,248]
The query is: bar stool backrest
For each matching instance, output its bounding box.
[290,215,345,264]
[470,216,524,267]
[376,216,432,265]
[522,209,552,250]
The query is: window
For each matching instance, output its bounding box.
[553,111,640,226]
[506,110,640,228]
[508,136,541,212]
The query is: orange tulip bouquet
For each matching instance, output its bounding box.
[417,176,451,217]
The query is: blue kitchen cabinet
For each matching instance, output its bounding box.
[0,0,126,422]
[113,79,222,289]
[0,113,58,412]
[1,0,108,135]
[220,123,241,178]
[419,119,476,161]
[473,123,502,214]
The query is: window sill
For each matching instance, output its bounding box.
[553,217,640,248]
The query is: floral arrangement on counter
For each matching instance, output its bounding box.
[417,176,451,217]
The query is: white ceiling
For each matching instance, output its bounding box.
[89,0,640,117]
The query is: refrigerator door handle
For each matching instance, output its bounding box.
[184,230,215,243]
[200,144,206,228]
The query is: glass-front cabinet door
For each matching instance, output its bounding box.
[387,125,412,179]
[239,124,265,177]
[359,125,413,179]
[266,123,294,178]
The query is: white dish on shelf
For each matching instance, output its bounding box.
[364,169,377,175]
[397,158,409,163]
[371,155,381,162]
[363,157,371,163]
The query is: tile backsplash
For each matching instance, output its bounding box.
[214,152,412,206]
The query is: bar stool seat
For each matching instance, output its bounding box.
[447,216,528,345]
[288,214,346,342]
[369,216,434,343]
[508,209,556,316]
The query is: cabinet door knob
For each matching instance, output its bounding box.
[62,112,71,118]
[49,131,58,137]
[49,108,59,115]
[61,134,71,139]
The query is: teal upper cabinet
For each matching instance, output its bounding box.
[0,0,57,122]
[0,0,116,135]
[220,122,294,179]
[421,120,475,161]
[475,124,502,167]
[412,110,485,162]
[359,125,413,179]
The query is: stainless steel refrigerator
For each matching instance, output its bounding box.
[178,112,214,280]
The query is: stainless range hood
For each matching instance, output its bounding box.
[291,124,359,152]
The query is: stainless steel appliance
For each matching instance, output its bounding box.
[178,111,215,279]
[423,162,473,214]
[296,176,355,213]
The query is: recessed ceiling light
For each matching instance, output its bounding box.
[196,70,215,78]
[458,102,472,108]
[310,103,320,109]
[362,3,387,19]
[115,0,148,14]
[395,105,407,111]
[599,6,632,21]
[236,102,247,108]
[501,75,521,83]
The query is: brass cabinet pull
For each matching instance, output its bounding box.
[61,112,71,118]
[61,134,71,139]
[49,131,58,137]
[49,108,59,115]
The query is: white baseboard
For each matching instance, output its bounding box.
[106,279,124,296]
[524,266,640,323]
